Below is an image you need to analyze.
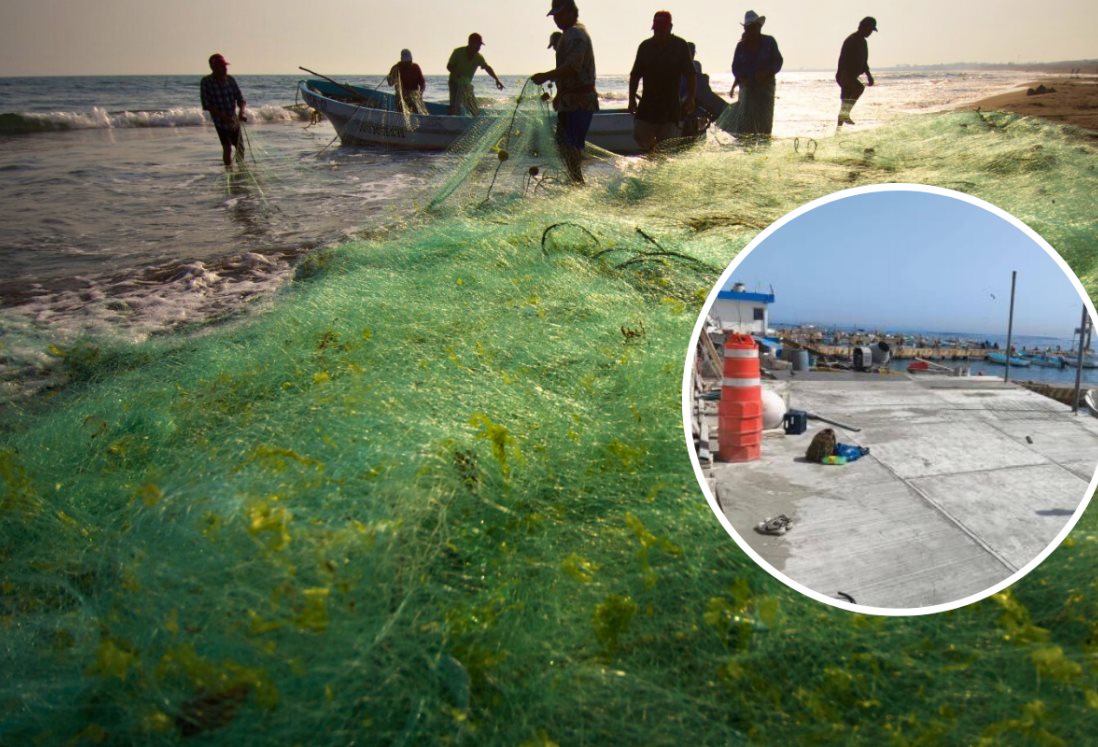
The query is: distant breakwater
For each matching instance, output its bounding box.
[792,342,994,361]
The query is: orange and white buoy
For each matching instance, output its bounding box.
[718,333,762,462]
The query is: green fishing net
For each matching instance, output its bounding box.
[3,92,1098,745]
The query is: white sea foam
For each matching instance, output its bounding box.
[0,104,310,133]
[8,252,294,340]
[0,250,298,399]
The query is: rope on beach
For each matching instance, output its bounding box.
[240,121,258,166]
[482,87,531,204]
[793,137,817,158]
[541,221,600,255]
[973,107,1015,131]
[224,124,281,214]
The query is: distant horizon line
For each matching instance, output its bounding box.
[770,321,1079,340]
[1,60,1094,79]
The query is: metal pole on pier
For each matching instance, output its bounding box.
[1004,270,1017,383]
[1072,303,1088,414]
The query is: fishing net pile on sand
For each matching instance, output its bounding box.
[3,92,1098,744]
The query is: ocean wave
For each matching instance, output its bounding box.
[2,250,296,335]
[0,104,311,135]
[0,249,299,399]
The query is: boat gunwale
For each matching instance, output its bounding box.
[298,78,650,155]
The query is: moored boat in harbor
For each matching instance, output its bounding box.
[985,351,1031,367]
[1026,353,1066,368]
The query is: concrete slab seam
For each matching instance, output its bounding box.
[866,453,1020,574]
[980,413,1098,477]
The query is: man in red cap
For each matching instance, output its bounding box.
[200,53,248,167]
[532,0,597,183]
[446,33,505,116]
[628,10,696,152]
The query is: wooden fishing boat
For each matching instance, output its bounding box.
[299,78,654,155]
[985,351,1031,367]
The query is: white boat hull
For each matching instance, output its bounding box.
[1085,388,1098,417]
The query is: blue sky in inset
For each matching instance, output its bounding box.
[727,190,1086,337]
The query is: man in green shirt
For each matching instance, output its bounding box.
[446,33,505,115]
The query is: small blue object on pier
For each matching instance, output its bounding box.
[783,409,808,435]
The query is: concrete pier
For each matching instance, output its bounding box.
[702,375,1098,610]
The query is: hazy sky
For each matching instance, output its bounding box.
[726,189,1089,338]
[1,0,1095,77]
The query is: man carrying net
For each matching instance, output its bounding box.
[387,49,427,115]
[532,0,598,184]
[724,10,783,141]
[200,53,247,167]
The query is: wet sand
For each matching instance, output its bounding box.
[961,77,1098,133]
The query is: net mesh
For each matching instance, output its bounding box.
[3,104,1098,745]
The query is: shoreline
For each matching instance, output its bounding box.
[956,76,1098,133]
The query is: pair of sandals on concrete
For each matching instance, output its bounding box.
[755,514,793,535]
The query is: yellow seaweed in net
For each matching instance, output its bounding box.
[2,100,1098,744]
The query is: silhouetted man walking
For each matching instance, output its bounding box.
[836,16,877,126]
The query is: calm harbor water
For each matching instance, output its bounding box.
[777,325,1098,385]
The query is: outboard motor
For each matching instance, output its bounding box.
[872,341,891,366]
[852,345,873,371]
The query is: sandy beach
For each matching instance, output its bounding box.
[962,77,1098,133]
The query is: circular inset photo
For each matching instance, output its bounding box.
[684,184,1098,615]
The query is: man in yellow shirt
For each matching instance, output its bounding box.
[446,33,505,115]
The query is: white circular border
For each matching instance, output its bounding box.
[680,183,1098,617]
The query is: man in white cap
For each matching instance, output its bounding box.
[200,53,248,167]
[446,33,505,116]
[628,10,696,152]
[728,10,783,139]
[532,0,597,183]
[387,49,427,114]
[835,16,877,126]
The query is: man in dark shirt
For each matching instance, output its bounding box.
[835,16,877,126]
[200,53,247,167]
[387,49,427,114]
[628,10,696,152]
